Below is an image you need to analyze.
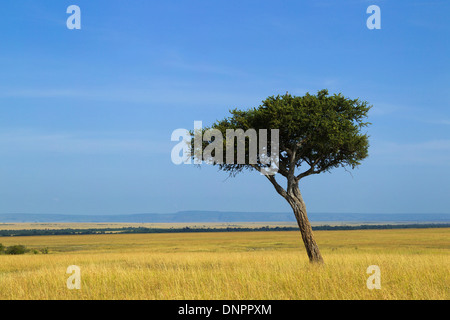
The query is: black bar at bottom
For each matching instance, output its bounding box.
[0,300,445,318]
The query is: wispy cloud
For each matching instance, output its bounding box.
[429,119,450,126]
[368,102,450,127]
[0,84,259,107]
[0,129,169,155]
[371,139,450,165]
[1,89,80,98]
[369,103,403,116]
[163,59,248,77]
[159,51,249,78]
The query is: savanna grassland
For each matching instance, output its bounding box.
[0,227,448,300]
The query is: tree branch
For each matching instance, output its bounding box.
[251,164,287,198]
[296,158,321,180]
[266,175,288,198]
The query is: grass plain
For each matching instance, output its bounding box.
[0,226,448,300]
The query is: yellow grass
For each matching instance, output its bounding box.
[0,228,448,300]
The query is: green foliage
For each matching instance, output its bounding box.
[0,244,49,255]
[193,89,371,178]
[5,245,28,255]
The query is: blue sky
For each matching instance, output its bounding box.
[0,0,449,215]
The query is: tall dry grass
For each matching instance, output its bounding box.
[0,228,448,299]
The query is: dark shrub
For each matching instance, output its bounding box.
[5,245,28,255]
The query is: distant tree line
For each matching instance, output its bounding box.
[0,223,448,237]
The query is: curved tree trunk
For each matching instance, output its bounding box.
[285,183,324,264]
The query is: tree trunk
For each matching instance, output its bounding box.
[285,183,324,264]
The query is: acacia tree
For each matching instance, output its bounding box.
[191,90,370,263]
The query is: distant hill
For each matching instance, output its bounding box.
[0,211,449,223]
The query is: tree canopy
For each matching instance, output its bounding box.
[195,89,371,180]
